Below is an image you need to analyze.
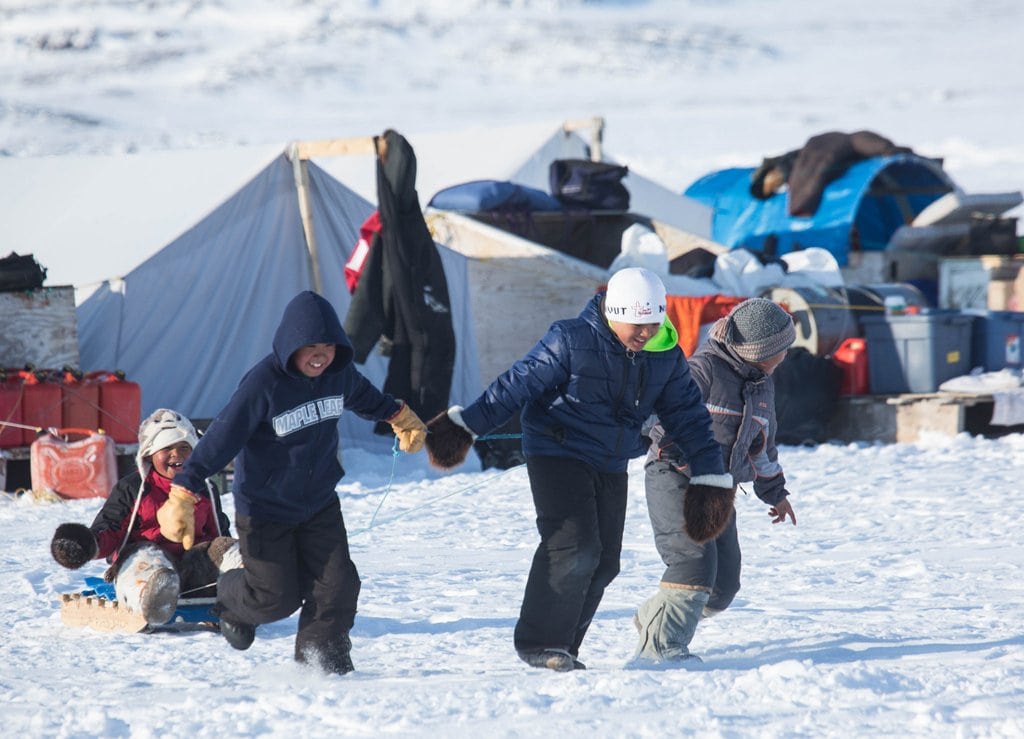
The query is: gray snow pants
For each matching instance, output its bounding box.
[645,460,740,612]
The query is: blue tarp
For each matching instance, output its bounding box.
[684,154,954,266]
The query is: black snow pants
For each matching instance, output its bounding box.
[513,455,628,655]
[645,459,740,612]
[218,496,361,669]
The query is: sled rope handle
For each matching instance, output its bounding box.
[347,433,525,537]
[362,437,403,531]
[179,434,526,593]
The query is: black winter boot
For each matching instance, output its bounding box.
[516,648,579,672]
[217,608,256,651]
[296,633,354,675]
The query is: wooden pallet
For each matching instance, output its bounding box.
[827,392,1024,443]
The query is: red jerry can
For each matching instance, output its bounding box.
[0,369,23,448]
[20,371,63,446]
[86,370,141,443]
[832,337,870,396]
[60,368,100,431]
[30,428,117,499]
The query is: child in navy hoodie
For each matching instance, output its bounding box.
[159,291,427,674]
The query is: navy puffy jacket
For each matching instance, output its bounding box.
[174,291,400,524]
[460,293,724,475]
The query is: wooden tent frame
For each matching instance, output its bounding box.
[283,117,606,295]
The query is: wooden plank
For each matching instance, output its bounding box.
[288,137,376,161]
[827,392,1006,444]
[0,287,79,369]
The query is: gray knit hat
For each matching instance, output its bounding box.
[135,408,199,475]
[712,298,796,362]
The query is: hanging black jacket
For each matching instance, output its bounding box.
[344,129,456,428]
[787,130,912,216]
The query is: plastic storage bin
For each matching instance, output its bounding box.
[970,311,1024,371]
[860,311,973,394]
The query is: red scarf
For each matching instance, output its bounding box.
[146,467,173,495]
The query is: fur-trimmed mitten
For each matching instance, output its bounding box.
[684,473,736,543]
[425,406,477,470]
[50,523,98,569]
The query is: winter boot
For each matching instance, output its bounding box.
[138,567,181,626]
[297,633,355,675]
[630,585,710,665]
[516,648,579,672]
[114,543,180,626]
[217,608,256,650]
[324,633,355,675]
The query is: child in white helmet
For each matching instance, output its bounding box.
[426,267,731,671]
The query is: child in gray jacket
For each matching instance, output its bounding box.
[632,297,798,665]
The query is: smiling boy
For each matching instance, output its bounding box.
[159,290,427,674]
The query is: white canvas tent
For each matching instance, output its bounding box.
[75,152,479,454]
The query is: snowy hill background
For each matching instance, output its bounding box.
[3,0,1023,200]
[2,1,1024,736]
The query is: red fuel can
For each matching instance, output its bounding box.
[30,428,117,499]
[60,369,101,431]
[87,371,141,443]
[0,371,23,448]
[832,337,870,396]
[20,372,63,445]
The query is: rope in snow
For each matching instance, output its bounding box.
[347,433,524,538]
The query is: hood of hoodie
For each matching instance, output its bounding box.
[272,291,355,378]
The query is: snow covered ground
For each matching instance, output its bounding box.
[5,437,1024,737]
[2,0,1024,736]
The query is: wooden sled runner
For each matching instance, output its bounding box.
[60,576,219,634]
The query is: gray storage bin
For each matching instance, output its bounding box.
[861,311,973,394]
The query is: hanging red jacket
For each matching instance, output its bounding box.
[345,210,382,294]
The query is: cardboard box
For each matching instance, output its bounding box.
[938,255,1024,311]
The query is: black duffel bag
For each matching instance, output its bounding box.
[549,159,631,211]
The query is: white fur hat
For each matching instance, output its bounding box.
[135,408,199,474]
[603,267,667,325]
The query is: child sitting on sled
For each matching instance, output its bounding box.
[50,408,237,626]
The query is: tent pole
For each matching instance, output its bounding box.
[287,137,377,296]
[563,116,605,162]
[287,143,324,295]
